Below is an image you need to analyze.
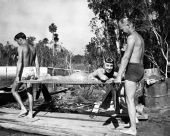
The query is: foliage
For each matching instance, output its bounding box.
[0,39,70,69]
[27,36,36,46]
[53,33,59,43]
[36,40,53,67]
[49,23,57,34]
[0,42,17,66]
[72,55,84,64]
[85,39,104,69]
[42,38,49,44]
[53,85,105,108]
[87,0,168,76]
[49,23,59,44]
[36,38,70,68]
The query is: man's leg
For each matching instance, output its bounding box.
[41,84,52,102]
[11,82,27,117]
[110,84,116,106]
[100,84,112,109]
[120,80,137,135]
[106,84,116,111]
[27,84,34,118]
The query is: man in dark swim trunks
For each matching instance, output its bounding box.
[114,17,145,136]
[89,57,118,110]
[125,63,144,82]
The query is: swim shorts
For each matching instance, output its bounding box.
[125,63,144,82]
[21,67,36,80]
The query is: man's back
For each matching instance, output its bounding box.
[129,32,145,64]
[21,43,36,67]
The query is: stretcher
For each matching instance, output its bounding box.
[20,75,122,117]
[20,76,114,85]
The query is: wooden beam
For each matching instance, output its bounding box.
[0,108,122,136]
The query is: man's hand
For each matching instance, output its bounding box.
[35,67,40,79]
[88,74,99,81]
[15,77,20,82]
[114,76,122,83]
[107,78,115,83]
[35,74,40,79]
[88,74,95,80]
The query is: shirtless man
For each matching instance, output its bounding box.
[89,57,117,82]
[114,18,144,135]
[11,32,40,118]
[89,57,117,110]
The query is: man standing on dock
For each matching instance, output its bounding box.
[114,17,145,135]
[11,32,40,118]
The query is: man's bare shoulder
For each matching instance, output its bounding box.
[18,45,24,52]
[127,34,136,46]
[95,68,104,72]
[21,44,30,53]
[127,33,136,41]
[90,68,104,75]
[129,32,143,41]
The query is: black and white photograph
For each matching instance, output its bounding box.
[0,0,169,136]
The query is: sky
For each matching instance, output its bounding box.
[0,0,95,55]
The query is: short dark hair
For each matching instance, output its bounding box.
[14,32,26,41]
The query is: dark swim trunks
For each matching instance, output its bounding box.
[125,63,144,82]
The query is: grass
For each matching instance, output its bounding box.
[0,84,107,114]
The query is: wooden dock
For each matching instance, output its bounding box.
[0,108,125,136]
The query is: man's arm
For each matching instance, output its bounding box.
[35,53,40,78]
[113,72,118,78]
[115,35,135,82]
[88,69,99,80]
[89,68,109,81]
[16,47,23,81]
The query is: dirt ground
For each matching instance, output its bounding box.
[0,97,169,136]
[137,112,170,136]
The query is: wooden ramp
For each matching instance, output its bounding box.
[0,108,124,136]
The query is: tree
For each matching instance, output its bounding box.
[54,33,59,43]
[36,40,53,67]
[0,42,17,66]
[48,23,60,75]
[85,39,103,69]
[72,55,84,64]
[87,0,168,77]
[49,23,57,34]
[42,38,49,44]
[49,23,59,47]
[27,36,36,46]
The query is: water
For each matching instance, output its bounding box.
[0,127,43,136]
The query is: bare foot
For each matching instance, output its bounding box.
[18,109,27,118]
[27,111,33,118]
[120,128,137,136]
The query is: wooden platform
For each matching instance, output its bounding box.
[0,108,125,136]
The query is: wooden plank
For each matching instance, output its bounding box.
[20,78,113,85]
[0,108,113,122]
[0,108,121,136]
